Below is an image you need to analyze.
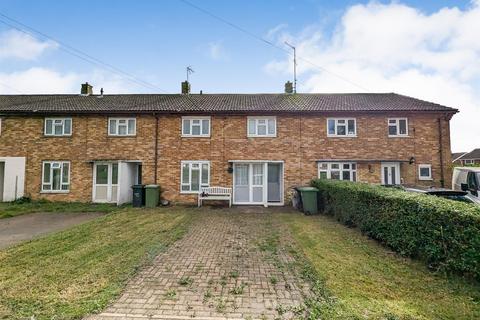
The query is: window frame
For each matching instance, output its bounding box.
[108,117,136,136]
[41,161,70,193]
[418,164,432,180]
[388,118,409,137]
[464,159,474,165]
[181,116,211,137]
[180,160,210,194]
[247,116,277,137]
[326,118,357,137]
[318,162,357,181]
[44,117,72,137]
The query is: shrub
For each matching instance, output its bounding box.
[311,179,480,279]
[10,196,32,204]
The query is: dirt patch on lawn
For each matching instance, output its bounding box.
[0,212,104,249]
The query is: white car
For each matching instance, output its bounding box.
[452,167,480,205]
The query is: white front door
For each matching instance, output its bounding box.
[93,163,118,203]
[233,162,283,205]
[233,163,264,204]
[382,162,401,185]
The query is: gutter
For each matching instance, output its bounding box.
[0,109,460,117]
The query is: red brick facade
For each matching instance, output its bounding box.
[0,112,453,204]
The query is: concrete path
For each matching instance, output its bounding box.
[88,211,310,320]
[0,212,103,249]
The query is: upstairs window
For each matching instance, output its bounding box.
[327,118,356,137]
[388,118,408,136]
[247,117,276,137]
[318,162,357,181]
[45,118,72,136]
[418,164,432,180]
[181,161,210,193]
[42,161,70,192]
[108,118,136,136]
[182,116,210,137]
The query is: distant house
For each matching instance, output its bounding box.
[0,82,457,205]
[456,149,480,166]
[452,152,467,165]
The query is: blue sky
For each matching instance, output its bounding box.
[0,0,478,151]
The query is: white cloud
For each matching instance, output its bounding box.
[0,29,57,60]
[266,23,288,40]
[207,41,228,61]
[0,67,148,94]
[265,1,480,152]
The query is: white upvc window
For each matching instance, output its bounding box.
[44,118,72,136]
[464,159,474,165]
[388,118,408,136]
[247,116,276,137]
[182,116,210,137]
[418,164,432,180]
[108,117,136,136]
[318,162,357,181]
[42,161,70,192]
[327,118,356,137]
[180,161,210,193]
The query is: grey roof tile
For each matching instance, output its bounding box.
[0,93,458,114]
[460,149,480,160]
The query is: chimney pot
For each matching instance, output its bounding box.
[181,81,190,95]
[284,81,293,94]
[81,82,93,95]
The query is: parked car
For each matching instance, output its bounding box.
[404,186,475,204]
[452,167,480,205]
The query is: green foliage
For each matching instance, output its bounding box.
[311,179,480,279]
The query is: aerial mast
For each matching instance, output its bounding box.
[284,42,297,94]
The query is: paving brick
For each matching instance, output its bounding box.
[87,210,309,320]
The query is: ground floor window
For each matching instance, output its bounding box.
[418,164,432,180]
[181,161,210,193]
[318,162,357,181]
[42,161,70,192]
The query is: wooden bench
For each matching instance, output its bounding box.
[198,187,232,207]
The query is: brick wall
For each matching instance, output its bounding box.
[0,112,453,203]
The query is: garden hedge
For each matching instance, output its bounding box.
[311,179,480,279]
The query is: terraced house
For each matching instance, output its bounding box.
[0,82,457,206]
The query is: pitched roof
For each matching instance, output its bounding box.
[452,152,467,162]
[460,149,480,160]
[0,93,458,115]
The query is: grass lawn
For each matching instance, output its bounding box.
[0,207,193,320]
[280,213,480,320]
[0,199,118,219]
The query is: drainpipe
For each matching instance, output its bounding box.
[154,114,159,184]
[437,117,445,188]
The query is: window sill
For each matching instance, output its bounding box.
[181,135,211,138]
[107,135,137,138]
[40,191,70,194]
[43,135,72,138]
[388,135,410,138]
[327,135,357,138]
[418,177,433,181]
[247,135,277,138]
[180,191,201,194]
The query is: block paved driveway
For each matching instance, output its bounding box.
[88,208,310,320]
